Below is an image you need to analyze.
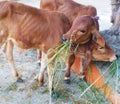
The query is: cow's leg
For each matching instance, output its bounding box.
[5,40,23,82]
[38,52,56,99]
[47,65,57,100]
[64,54,75,84]
[2,43,7,53]
[70,52,91,80]
[78,58,86,79]
[38,51,48,86]
[37,49,42,66]
[81,50,92,79]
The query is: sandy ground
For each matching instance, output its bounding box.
[0,0,119,104]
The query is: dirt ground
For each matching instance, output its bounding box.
[0,0,119,104]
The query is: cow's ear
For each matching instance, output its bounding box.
[92,29,105,47]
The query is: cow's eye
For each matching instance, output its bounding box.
[98,47,105,52]
[80,30,87,33]
[77,30,87,35]
[99,47,104,49]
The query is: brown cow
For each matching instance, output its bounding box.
[0,1,71,85]
[64,38,116,81]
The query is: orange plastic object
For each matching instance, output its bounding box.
[71,57,120,104]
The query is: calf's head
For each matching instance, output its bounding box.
[72,40,116,75]
[73,40,116,71]
[92,43,116,62]
[63,15,105,47]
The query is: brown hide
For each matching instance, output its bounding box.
[0,1,71,53]
[40,0,58,11]
[40,0,97,24]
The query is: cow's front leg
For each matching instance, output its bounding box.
[64,54,75,84]
[47,65,58,100]
[38,52,56,100]
[38,51,48,86]
[81,50,92,80]
[5,40,23,82]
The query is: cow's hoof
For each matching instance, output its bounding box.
[38,62,41,66]
[82,77,86,82]
[79,75,86,81]
[39,82,44,87]
[17,78,24,83]
[64,77,70,84]
[37,61,41,66]
[51,92,58,99]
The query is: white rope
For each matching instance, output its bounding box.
[79,62,115,98]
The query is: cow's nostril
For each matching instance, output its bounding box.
[62,36,67,42]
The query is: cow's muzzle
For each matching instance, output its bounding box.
[110,55,117,62]
[61,35,67,42]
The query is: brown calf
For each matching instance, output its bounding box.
[65,39,116,81]
[0,1,71,85]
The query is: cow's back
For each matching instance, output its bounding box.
[40,0,97,24]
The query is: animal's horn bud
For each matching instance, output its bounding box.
[92,16,99,20]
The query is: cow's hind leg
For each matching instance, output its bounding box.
[64,54,75,84]
[5,40,23,82]
[37,49,42,66]
[38,51,48,86]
